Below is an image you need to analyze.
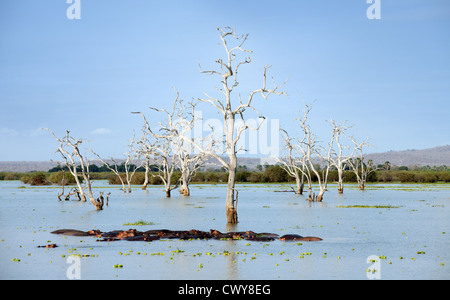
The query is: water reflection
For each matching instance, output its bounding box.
[0,181,449,279]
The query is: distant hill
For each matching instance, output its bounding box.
[1,146,449,172]
[0,161,60,173]
[366,145,450,167]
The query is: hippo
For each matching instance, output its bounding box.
[299,236,323,241]
[279,234,322,241]
[37,244,58,248]
[123,235,155,242]
[51,229,91,236]
[245,236,275,242]
[51,228,322,243]
[116,229,140,239]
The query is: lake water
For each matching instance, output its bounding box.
[0,180,449,280]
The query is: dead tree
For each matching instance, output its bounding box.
[278,128,304,194]
[57,169,65,201]
[133,91,182,198]
[183,27,287,223]
[306,132,333,202]
[293,104,334,202]
[176,139,207,196]
[136,134,156,191]
[347,138,377,190]
[152,136,178,197]
[43,128,105,210]
[123,133,143,193]
[91,153,127,193]
[173,100,208,196]
[328,119,356,194]
[92,133,141,193]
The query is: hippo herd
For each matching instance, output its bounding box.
[51,228,322,243]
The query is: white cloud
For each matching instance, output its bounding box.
[0,128,19,136]
[91,128,112,135]
[27,127,46,137]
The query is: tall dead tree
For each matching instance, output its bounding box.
[328,119,356,194]
[184,27,287,223]
[43,128,104,210]
[294,105,315,198]
[293,104,335,202]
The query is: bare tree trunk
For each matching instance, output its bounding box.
[299,173,305,195]
[179,170,191,196]
[226,155,238,224]
[44,128,105,209]
[317,187,326,202]
[359,180,366,190]
[337,168,344,194]
[142,158,149,190]
[142,168,149,190]
[293,172,304,195]
[179,184,190,196]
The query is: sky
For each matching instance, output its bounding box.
[0,0,449,162]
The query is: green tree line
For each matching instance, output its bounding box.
[1,165,449,186]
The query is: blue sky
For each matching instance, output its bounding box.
[1,0,449,161]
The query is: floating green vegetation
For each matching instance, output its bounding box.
[122,220,155,226]
[171,249,185,254]
[336,205,402,209]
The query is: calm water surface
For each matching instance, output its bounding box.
[0,181,449,280]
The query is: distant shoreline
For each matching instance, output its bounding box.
[1,145,449,173]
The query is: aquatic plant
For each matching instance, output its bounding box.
[336,205,402,209]
[122,220,155,226]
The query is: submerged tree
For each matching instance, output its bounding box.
[133,90,183,198]
[328,119,356,194]
[286,104,335,202]
[182,27,287,223]
[278,128,304,194]
[153,135,179,198]
[305,124,335,202]
[43,128,105,210]
[91,153,127,193]
[122,133,142,193]
[175,136,208,197]
[92,135,141,193]
[347,137,377,190]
